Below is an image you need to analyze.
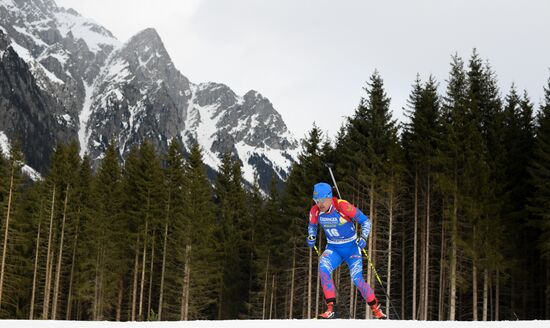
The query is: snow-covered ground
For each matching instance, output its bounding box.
[0,320,548,328]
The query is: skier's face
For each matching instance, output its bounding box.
[314,198,332,212]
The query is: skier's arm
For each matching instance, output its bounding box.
[307,206,319,248]
[337,200,371,240]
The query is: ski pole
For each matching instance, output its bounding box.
[362,248,384,286]
[362,249,399,319]
[314,245,320,257]
[325,163,401,320]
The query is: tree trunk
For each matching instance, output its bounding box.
[424,175,430,320]
[511,275,515,319]
[116,278,123,321]
[413,173,418,320]
[386,183,394,319]
[181,245,191,321]
[354,287,359,319]
[42,185,56,319]
[0,161,15,309]
[131,236,140,321]
[473,225,477,321]
[289,242,296,318]
[449,188,458,321]
[66,211,80,320]
[473,260,478,321]
[98,248,106,320]
[438,222,446,320]
[366,180,375,319]
[139,219,149,320]
[547,262,550,319]
[158,223,168,320]
[46,239,56,319]
[93,249,101,320]
[483,269,488,321]
[52,184,70,319]
[402,217,406,320]
[30,220,42,319]
[262,252,269,320]
[284,285,288,319]
[147,236,155,320]
[496,269,500,321]
[307,247,312,319]
[269,274,275,319]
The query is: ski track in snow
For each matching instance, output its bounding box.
[0,319,548,328]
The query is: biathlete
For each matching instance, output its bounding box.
[307,182,386,319]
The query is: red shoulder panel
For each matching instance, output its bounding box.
[309,205,320,224]
[336,199,357,219]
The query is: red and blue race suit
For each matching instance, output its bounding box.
[308,197,375,303]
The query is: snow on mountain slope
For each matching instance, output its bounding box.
[83,28,298,191]
[0,131,42,181]
[78,82,95,157]
[0,0,299,192]
[54,10,119,53]
[181,82,299,186]
[1,320,548,328]
[0,0,120,57]
[8,39,65,87]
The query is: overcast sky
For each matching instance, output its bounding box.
[56,0,550,141]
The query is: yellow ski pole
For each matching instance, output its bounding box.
[314,245,320,257]
[362,249,383,286]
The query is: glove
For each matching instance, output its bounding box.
[356,237,367,249]
[307,235,316,248]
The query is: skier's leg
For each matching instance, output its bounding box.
[343,244,386,319]
[318,245,343,319]
[319,245,343,302]
[343,245,375,303]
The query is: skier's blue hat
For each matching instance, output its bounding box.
[313,182,332,200]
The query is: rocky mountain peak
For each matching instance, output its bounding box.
[0,28,9,50]
[17,0,58,11]
[127,27,163,48]
[1,0,299,193]
[118,27,174,76]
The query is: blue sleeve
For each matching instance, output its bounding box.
[354,209,371,239]
[308,223,318,238]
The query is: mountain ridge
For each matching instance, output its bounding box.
[0,0,299,192]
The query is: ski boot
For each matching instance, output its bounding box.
[368,299,387,319]
[318,299,337,319]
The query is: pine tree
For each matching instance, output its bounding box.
[437,54,469,320]
[528,75,550,318]
[182,142,217,320]
[158,138,186,320]
[242,174,263,318]
[83,142,124,320]
[0,140,24,317]
[402,74,441,320]
[65,154,94,320]
[212,153,252,319]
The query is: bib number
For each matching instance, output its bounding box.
[327,228,340,238]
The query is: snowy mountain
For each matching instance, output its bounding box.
[0,0,298,191]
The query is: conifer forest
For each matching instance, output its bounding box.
[1,50,550,321]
